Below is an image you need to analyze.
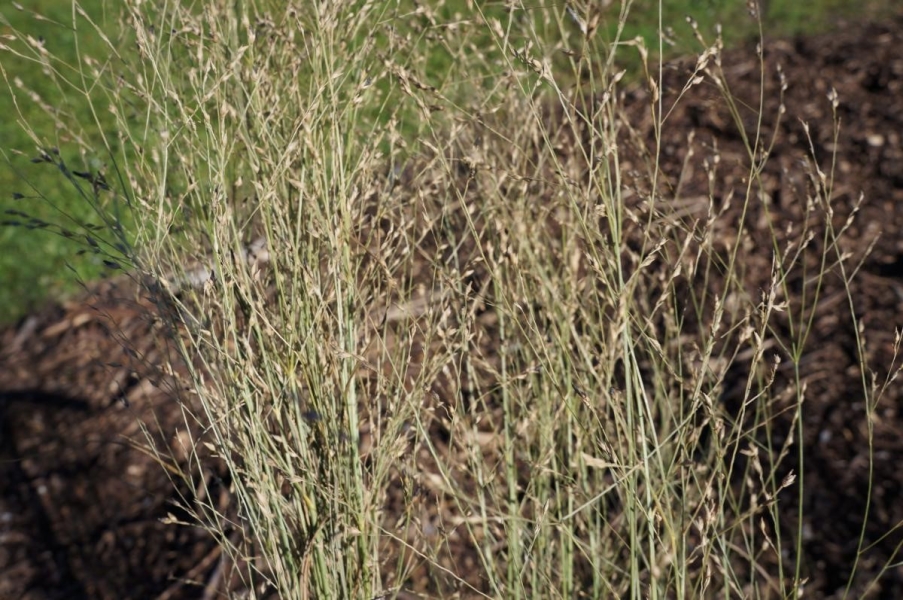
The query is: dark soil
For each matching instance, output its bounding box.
[2,13,903,599]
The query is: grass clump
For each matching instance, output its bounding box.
[3,0,898,598]
[1,0,898,324]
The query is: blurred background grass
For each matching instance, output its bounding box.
[0,0,896,325]
[0,0,129,323]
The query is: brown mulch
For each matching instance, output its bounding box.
[2,12,903,599]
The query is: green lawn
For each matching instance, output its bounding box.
[0,0,127,323]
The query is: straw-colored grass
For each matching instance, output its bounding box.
[3,0,895,597]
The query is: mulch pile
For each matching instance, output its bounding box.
[2,12,902,599]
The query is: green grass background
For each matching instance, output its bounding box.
[0,0,895,325]
[0,0,127,323]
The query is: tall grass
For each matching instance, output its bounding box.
[2,0,893,597]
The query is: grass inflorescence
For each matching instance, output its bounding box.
[2,0,899,598]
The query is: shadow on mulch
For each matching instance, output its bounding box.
[0,281,244,599]
[2,12,903,599]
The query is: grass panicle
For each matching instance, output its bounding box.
[2,0,898,598]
